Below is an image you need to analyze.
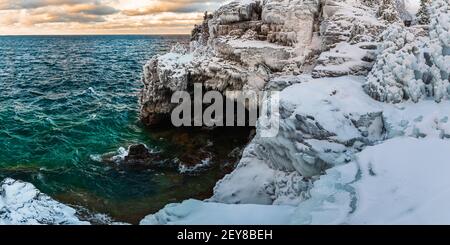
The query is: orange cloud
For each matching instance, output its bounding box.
[0,0,225,35]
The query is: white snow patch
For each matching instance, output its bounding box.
[140,199,296,225]
[0,178,88,225]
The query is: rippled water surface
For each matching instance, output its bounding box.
[0,35,248,224]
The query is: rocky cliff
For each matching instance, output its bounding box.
[139,0,394,205]
[140,0,450,225]
[139,0,404,126]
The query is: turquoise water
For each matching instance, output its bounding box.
[0,35,248,224]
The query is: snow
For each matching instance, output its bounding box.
[292,137,450,225]
[137,0,450,226]
[0,178,88,225]
[1,0,446,225]
[405,0,421,16]
[280,76,382,143]
[145,138,450,225]
[313,42,376,77]
[140,199,296,225]
[227,39,291,49]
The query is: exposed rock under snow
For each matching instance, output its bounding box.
[0,178,88,225]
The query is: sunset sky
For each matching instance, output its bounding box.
[0,0,227,35]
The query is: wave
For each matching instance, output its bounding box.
[178,158,212,174]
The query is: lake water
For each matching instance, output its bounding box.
[0,35,249,224]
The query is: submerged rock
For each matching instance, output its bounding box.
[124,144,154,165]
[96,144,167,170]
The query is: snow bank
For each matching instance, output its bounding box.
[0,178,88,225]
[292,137,450,224]
[140,199,296,225]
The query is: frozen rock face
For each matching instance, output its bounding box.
[143,80,450,224]
[364,0,450,103]
[140,0,323,126]
[0,178,88,225]
[313,0,387,77]
[139,0,397,125]
[140,0,450,225]
[140,48,194,125]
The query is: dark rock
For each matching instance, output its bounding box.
[124,144,152,163]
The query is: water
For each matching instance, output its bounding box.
[0,35,249,224]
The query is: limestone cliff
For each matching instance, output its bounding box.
[139,0,450,225]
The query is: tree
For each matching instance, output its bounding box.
[416,0,431,25]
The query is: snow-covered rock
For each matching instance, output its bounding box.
[0,178,88,225]
[143,137,450,225]
[312,42,378,78]
[140,0,324,126]
[210,71,450,206]
[210,75,386,205]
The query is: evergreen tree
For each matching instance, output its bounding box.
[416,0,431,25]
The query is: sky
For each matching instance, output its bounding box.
[0,0,227,35]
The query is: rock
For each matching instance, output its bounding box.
[312,42,378,78]
[312,0,385,78]
[0,178,88,225]
[210,76,385,205]
[139,0,324,126]
[96,144,165,170]
[124,144,153,164]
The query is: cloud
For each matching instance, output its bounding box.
[0,0,91,10]
[0,1,119,25]
[0,0,119,15]
[122,0,224,16]
[0,0,226,34]
[67,4,119,15]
